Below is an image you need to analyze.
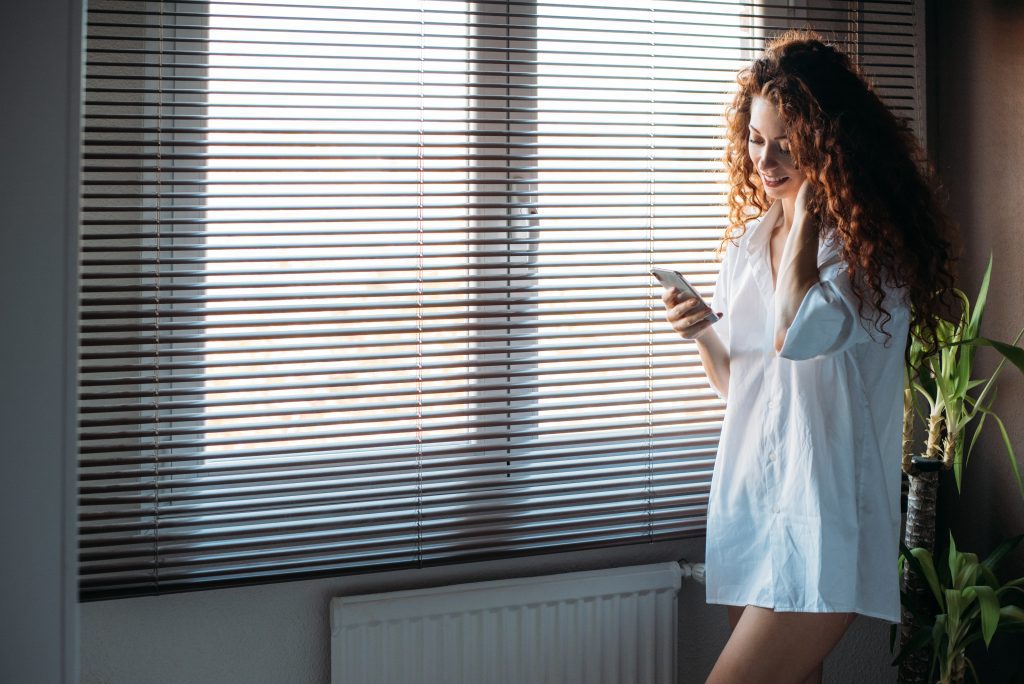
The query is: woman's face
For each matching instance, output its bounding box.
[747,96,801,203]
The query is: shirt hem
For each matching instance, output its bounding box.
[705,595,900,624]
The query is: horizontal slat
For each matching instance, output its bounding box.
[80,99,914,114]
[79,187,728,202]
[78,517,709,592]
[88,0,913,20]
[81,28,911,58]
[77,524,706,599]
[78,305,711,335]
[79,498,714,565]
[79,393,717,444]
[83,7,913,36]
[79,343,695,385]
[77,259,724,282]
[79,455,717,513]
[79,471,713,535]
[82,27,915,59]
[78,377,711,433]
[78,341,699,386]
[76,325,715,361]
[78,141,733,153]
[79,495,713,559]
[80,416,722,466]
[87,4,909,28]
[77,374,718,418]
[80,203,727,219]
[78,359,708,407]
[77,283,713,309]
[80,399,718,456]
[77,322,709,348]
[79,429,720,483]
[80,512,706,567]
[78,292,705,322]
[79,502,712,567]
[80,79,911,99]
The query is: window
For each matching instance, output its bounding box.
[79,0,924,599]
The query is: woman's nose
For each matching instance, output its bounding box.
[759,149,781,170]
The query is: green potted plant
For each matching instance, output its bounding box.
[896,255,1024,683]
[894,532,1024,684]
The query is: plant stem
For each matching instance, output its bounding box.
[947,650,967,684]
[926,413,944,460]
[942,428,958,470]
[903,389,914,474]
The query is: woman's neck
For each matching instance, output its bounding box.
[779,196,798,233]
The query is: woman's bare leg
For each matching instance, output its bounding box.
[727,607,821,682]
[726,605,745,631]
[708,606,856,684]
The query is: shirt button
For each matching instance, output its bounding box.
[772,505,780,514]
[768,451,776,461]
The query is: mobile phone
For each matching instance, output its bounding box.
[651,268,720,323]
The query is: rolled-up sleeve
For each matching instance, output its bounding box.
[778,258,873,360]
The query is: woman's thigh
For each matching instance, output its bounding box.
[727,605,745,631]
[707,606,856,684]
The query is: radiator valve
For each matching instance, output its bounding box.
[678,561,706,585]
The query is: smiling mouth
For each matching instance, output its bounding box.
[762,174,789,187]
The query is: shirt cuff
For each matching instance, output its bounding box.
[777,279,856,360]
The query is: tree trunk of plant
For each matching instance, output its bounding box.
[898,463,940,684]
[945,651,967,684]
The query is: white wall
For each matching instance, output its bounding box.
[0,2,82,683]
[81,538,897,683]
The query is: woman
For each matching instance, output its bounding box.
[663,32,956,683]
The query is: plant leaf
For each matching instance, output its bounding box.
[974,336,1024,376]
[965,655,981,684]
[965,391,993,463]
[1000,605,1024,622]
[949,531,961,587]
[974,585,1001,647]
[978,563,1001,588]
[972,405,1024,501]
[946,589,963,628]
[967,254,992,337]
[983,534,1024,571]
[902,542,944,609]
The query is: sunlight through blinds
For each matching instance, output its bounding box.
[78,0,923,599]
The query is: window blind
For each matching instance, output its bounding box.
[78,0,924,600]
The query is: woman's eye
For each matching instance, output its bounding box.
[779,146,791,155]
[749,137,764,145]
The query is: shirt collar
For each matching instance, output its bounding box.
[745,201,783,258]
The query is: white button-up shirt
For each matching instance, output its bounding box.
[704,201,909,623]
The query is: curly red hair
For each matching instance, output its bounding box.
[722,31,957,348]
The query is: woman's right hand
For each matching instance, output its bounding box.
[662,287,721,341]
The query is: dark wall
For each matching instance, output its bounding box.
[928,0,1024,680]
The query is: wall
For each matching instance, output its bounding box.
[928,0,1024,680]
[81,536,896,683]
[0,2,82,683]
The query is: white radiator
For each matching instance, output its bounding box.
[331,561,699,684]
